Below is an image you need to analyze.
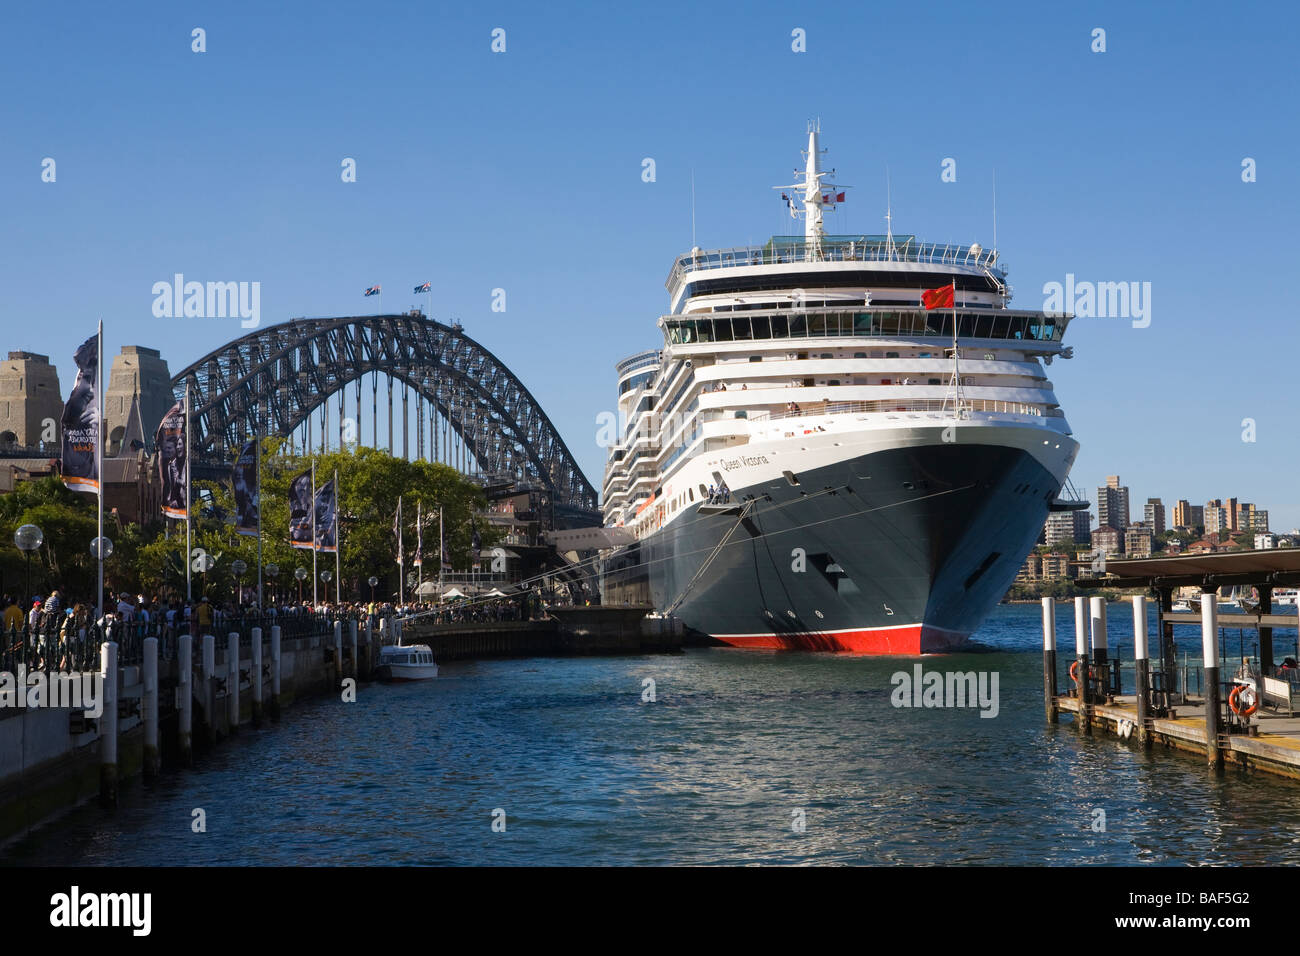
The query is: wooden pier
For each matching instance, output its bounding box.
[1047,549,1300,781]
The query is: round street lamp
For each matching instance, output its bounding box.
[294,566,307,603]
[231,559,248,607]
[14,524,43,604]
[90,536,113,560]
[368,575,379,603]
[320,570,333,608]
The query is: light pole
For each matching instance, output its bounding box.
[295,567,307,604]
[368,575,378,605]
[320,570,333,608]
[231,559,247,608]
[266,563,279,607]
[14,524,43,605]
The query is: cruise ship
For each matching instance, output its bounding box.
[598,126,1081,653]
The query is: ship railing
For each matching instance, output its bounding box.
[737,399,1058,425]
[669,239,1003,286]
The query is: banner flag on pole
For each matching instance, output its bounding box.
[61,332,100,494]
[155,400,188,519]
[289,469,314,549]
[232,439,259,535]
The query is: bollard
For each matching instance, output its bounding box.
[99,641,119,807]
[227,632,240,732]
[142,637,160,779]
[202,633,216,746]
[1074,596,1091,733]
[250,626,263,726]
[334,620,344,690]
[270,625,282,721]
[1202,594,1222,771]
[1090,595,1109,703]
[364,617,373,678]
[1132,595,1152,748]
[178,634,193,767]
[349,619,358,679]
[1042,597,1058,724]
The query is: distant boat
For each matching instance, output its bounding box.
[376,643,439,682]
[1171,598,1194,613]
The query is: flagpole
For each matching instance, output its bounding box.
[311,460,318,607]
[96,320,104,624]
[397,495,404,606]
[416,500,422,600]
[439,505,444,606]
[185,380,192,602]
[334,467,341,605]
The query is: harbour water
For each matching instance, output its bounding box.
[7,603,1300,866]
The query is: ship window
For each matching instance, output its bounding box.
[928,378,941,385]
[853,352,866,358]
[783,470,800,486]
[828,379,840,386]
[820,353,832,359]
[699,484,707,498]
[881,379,891,385]
[688,488,694,502]
[885,351,900,358]
[749,355,762,362]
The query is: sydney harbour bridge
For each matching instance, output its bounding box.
[173,311,600,522]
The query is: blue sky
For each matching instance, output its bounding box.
[3,1,1298,528]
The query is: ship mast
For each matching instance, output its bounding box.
[774,120,845,263]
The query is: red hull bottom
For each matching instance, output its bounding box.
[711,622,968,655]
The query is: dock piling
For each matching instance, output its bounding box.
[251,626,263,726]
[1074,596,1091,733]
[228,633,240,732]
[142,636,159,778]
[334,620,343,689]
[178,634,193,766]
[270,625,282,721]
[1042,597,1058,724]
[1132,595,1151,748]
[1201,594,1223,771]
[99,641,118,808]
[202,633,216,746]
[349,619,358,679]
[1089,596,1109,704]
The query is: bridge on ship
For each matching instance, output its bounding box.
[172,311,599,521]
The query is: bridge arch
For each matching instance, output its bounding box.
[171,312,598,512]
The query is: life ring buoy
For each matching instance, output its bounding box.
[1229,684,1258,718]
[1069,660,1081,686]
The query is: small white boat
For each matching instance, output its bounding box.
[377,643,439,682]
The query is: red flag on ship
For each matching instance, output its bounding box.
[921,283,955,310]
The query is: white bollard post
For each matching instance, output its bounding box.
[349,619,358,679]
[270,624,282,721]
[202,633,216,746]
[143,637,159,778]
[251,626,263,725]
[1202,593,1222,769]
[1089,595,1109,665]
[99,641,119,807]
[1133,595,1151,746]
[178,634,193,766]
[1073,595,1091,730]
[228,632,240,731]
[1042,597,1057,723]
[334,620,344,689]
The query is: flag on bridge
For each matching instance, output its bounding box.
[414,282,431,294]
[364,285,381,297]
